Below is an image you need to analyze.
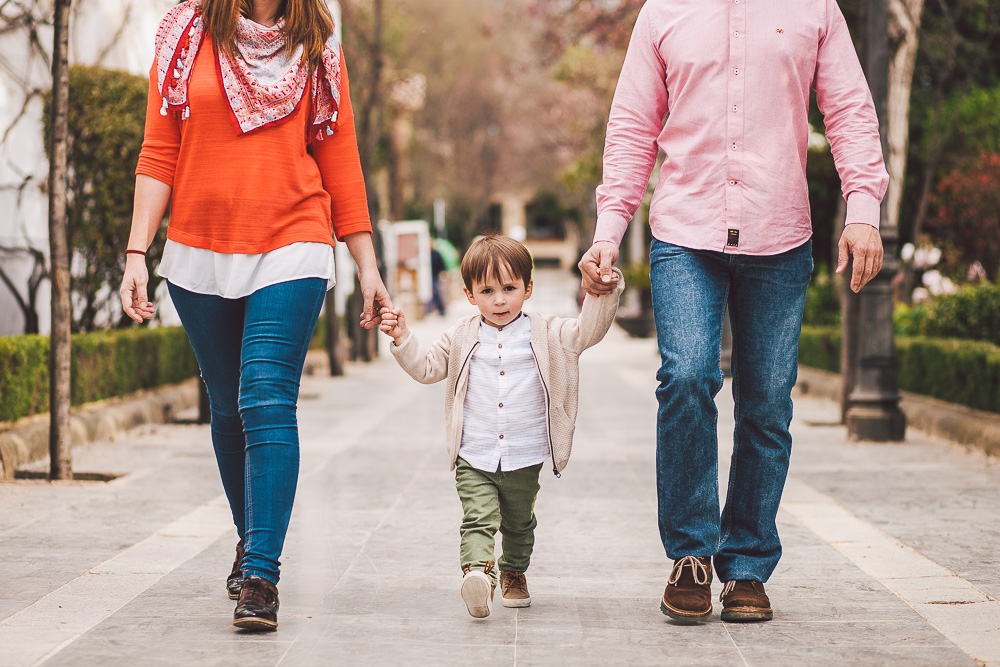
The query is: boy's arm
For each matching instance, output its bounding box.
[389,322,457,384]
[552,267,626,353]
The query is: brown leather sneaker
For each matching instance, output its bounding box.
[660,555,713,622]
[499,571,531,608]
[461,562,495,618]
[226,539,245,600]
[233,576,279,631]
[720,580,773,622]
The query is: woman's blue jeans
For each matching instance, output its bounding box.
[168,278,326,585]
[649,239,813,583]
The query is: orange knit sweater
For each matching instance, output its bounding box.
[135,37,370,254]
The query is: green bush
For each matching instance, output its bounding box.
[896,337,1000,413]
[0,335,50,422]
[798,325,841,373]
[917,282,1000,346]
[798,325,1000,413]
[0,327,198,423]
[803,271,841,326]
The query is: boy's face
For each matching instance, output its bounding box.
[464,263,533,329]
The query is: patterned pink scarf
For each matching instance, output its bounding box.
[153,1,341,142]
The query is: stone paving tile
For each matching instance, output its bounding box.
[738,645,976,667]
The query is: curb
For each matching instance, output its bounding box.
[0,378,199,480]
[796,366,1000,457]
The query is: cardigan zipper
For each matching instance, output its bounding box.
[529,342,560,478]
[453,341,480,397]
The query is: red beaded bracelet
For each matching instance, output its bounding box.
[125,249,147,257]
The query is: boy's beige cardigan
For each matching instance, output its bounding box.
[390,268,624,476]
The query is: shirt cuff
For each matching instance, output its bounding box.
[845,192,881,229]
[593,212,629,246]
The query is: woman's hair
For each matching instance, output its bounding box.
[460,235,533,291]
[200,0,334,70]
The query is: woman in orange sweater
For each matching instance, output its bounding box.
[118,0,391,632]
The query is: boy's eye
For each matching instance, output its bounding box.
[481,288,493,295]
[504,285,516,291]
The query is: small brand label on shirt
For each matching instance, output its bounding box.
[727,229,740,247]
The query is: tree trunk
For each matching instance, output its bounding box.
[884,0,924,231]
[48,0,73,481]
[324,286,344,376]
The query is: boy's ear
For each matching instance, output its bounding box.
[524,279,533,299]
[464,287,477,305]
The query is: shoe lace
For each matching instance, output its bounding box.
[719,579,764,601]
[240,577,277,607]
[668,555,710,586]
[502,572,527,595]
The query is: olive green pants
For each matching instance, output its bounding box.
[455,457,543,585]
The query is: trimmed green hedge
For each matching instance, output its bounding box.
[0,326,198,423]
[798,325,1000,414]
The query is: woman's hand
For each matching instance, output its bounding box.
[356,269,394,329]
[343,231,395,329]
[120,254,156,322]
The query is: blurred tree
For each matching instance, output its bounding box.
[44,65,157,332]
[925,151,1000,279]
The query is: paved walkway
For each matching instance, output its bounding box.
[1,269,999,666]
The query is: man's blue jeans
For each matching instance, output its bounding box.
[649,239,812,582]
[168,278,326,585]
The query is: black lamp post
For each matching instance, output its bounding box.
[845,0,906,441]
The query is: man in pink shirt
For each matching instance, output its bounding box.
[579,0,888,623]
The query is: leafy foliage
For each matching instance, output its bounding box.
[798,325,1000,414]
[895,281,1000,345]
[44,65,164,332]
[0,326,197,423]
[925,152,1000,277]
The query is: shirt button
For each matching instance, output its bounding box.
[500,371,505,376]
[732,143,738,150]
[499,434,504,439]
[498,344,502,349]
[728,179,737,186]
[733,105,738,112]
[734,68,740,75]
[499,402,503,408]
[733,31,739,37]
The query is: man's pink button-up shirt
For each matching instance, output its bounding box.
[595,0,890,255]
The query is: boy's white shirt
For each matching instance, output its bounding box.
[389,268,625,474]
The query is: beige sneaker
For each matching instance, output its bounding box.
[461,570,494,618]
[499,571,531,608]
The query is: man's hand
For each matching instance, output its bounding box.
[836,223,884,293]
[578,241,621,296]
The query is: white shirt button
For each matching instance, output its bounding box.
[734,31,739,37]
[732,143,738,150]
[733,105,738,112]
[729,179,737,186]
[734,68,740,75]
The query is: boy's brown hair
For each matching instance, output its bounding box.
[460,235,533,291]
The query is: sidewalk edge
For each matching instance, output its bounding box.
[0,378,199,480]
[796,366,1000,457]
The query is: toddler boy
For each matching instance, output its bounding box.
[379,235,623,617]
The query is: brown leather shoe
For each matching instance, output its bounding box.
[233,576,279,631]
[660,556,713,622]
[499,571,531,608]
[720,580,773,622]
[226,539,244,600]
